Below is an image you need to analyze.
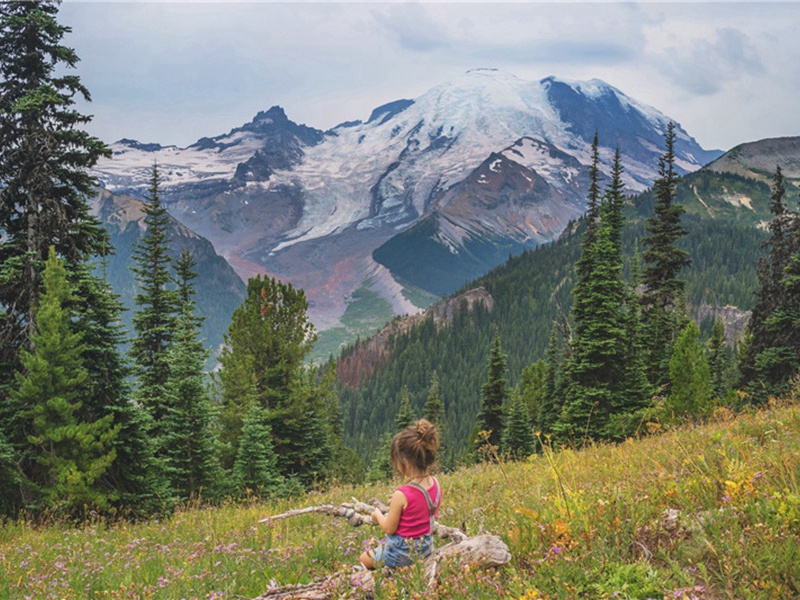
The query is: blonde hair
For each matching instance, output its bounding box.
[390,419,440,476]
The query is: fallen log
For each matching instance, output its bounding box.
[260,498,468,543]
[253,534,511,600]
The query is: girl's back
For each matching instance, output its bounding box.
[396,477,440,538]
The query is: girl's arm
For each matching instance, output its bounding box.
[372,489,407,535]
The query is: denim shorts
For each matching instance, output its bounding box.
[369,533,433,568]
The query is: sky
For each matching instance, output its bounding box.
[59,1,800,152]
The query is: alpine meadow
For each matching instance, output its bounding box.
[1,1,800,599]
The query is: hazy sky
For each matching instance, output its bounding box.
[59,1,800,152]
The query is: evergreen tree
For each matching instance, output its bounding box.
[707,317,730,399]
[423,370,450,468]
[538,325,565,435]
[617,244,652,417]
[476,332,508,453]
[666,321,711,422]
[0,1,112,498]
[558,150,628,442]
[396,385,416,431]
[0,1,111,372]
[11,248,118,512]
[517,360,547,430]
[216,275,321,484]
[423,371,444,429]
[232,403,283,497]
[71,262,165,514]
[161,254,224,501]
[502,392,536,460]
[274,370,334,486]
[641,123,691,385]
[575,134,603,281]
[740,167,800,398]
[130,164,179,427]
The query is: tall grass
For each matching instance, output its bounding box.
[2,400,799,599]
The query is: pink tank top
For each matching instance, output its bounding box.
[395,478,441,538]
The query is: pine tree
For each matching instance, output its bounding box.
[11,248,118,512]
[538,325,565,435]
[558,150,628,442]
[161,269,225,502]
[0,1,112,494]
[216,275,320,483]
[666,321,711,422]
[517,360,547,430]
[502,392,536,460]
[617,243,652,418]
[423,371,444,429]
[130,164,179,427]
[641,123,691,386]
[423,371,449,468]
[232,403,283,497]
[707,317,730,399]
[476,332,508,453]
[740,167,800,399]
[575,134,603,281]
[71,262,165,514]
[396,386,416,431]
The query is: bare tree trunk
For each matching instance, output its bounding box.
[255,499,511,599]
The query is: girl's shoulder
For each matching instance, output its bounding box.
[390,487,408,508]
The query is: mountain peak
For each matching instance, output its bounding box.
[251,105,289,125]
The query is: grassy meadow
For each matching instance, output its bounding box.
[1,398,799,599]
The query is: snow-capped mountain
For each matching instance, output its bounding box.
[92,69,721,333]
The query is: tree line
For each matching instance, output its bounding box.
[0,2,342,517]
[339,127,799,469]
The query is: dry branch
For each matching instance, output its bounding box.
[260,498,468,543]
[254,535,511,600]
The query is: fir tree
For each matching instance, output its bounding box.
[517,360,547,431]
[502,392,536,460]
[740,167,800,399]
[538,324,565,435]
[641,122,691,385]
[423,371,444,429]
[476,332,508,453]
[216,275,322,484]
[130,164,179,426]
[575,133,603,281]
[71,262,165,514]
[232,403,283,497]
[617,243,652,418]
[161,277,224,502]
[0,1,111,370]
[423,371,450,468]
[558,150,628,442]
[11,248,118,512]
[666,321,711,422]
[707,317,730,399]
[396,386,416,431]
[0,2,112,497]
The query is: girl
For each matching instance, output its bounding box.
[360,419,442,569]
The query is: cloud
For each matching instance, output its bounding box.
[373,4,448,52]
[655,27,764,96]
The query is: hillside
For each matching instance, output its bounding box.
[338,156,777,456]
[2,398,798,598]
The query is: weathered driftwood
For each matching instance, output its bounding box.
[253,534,511,600]
[260,498,468,544]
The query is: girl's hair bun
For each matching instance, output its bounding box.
[414,419,440,453]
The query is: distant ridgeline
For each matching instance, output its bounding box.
[337,162,782,458]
